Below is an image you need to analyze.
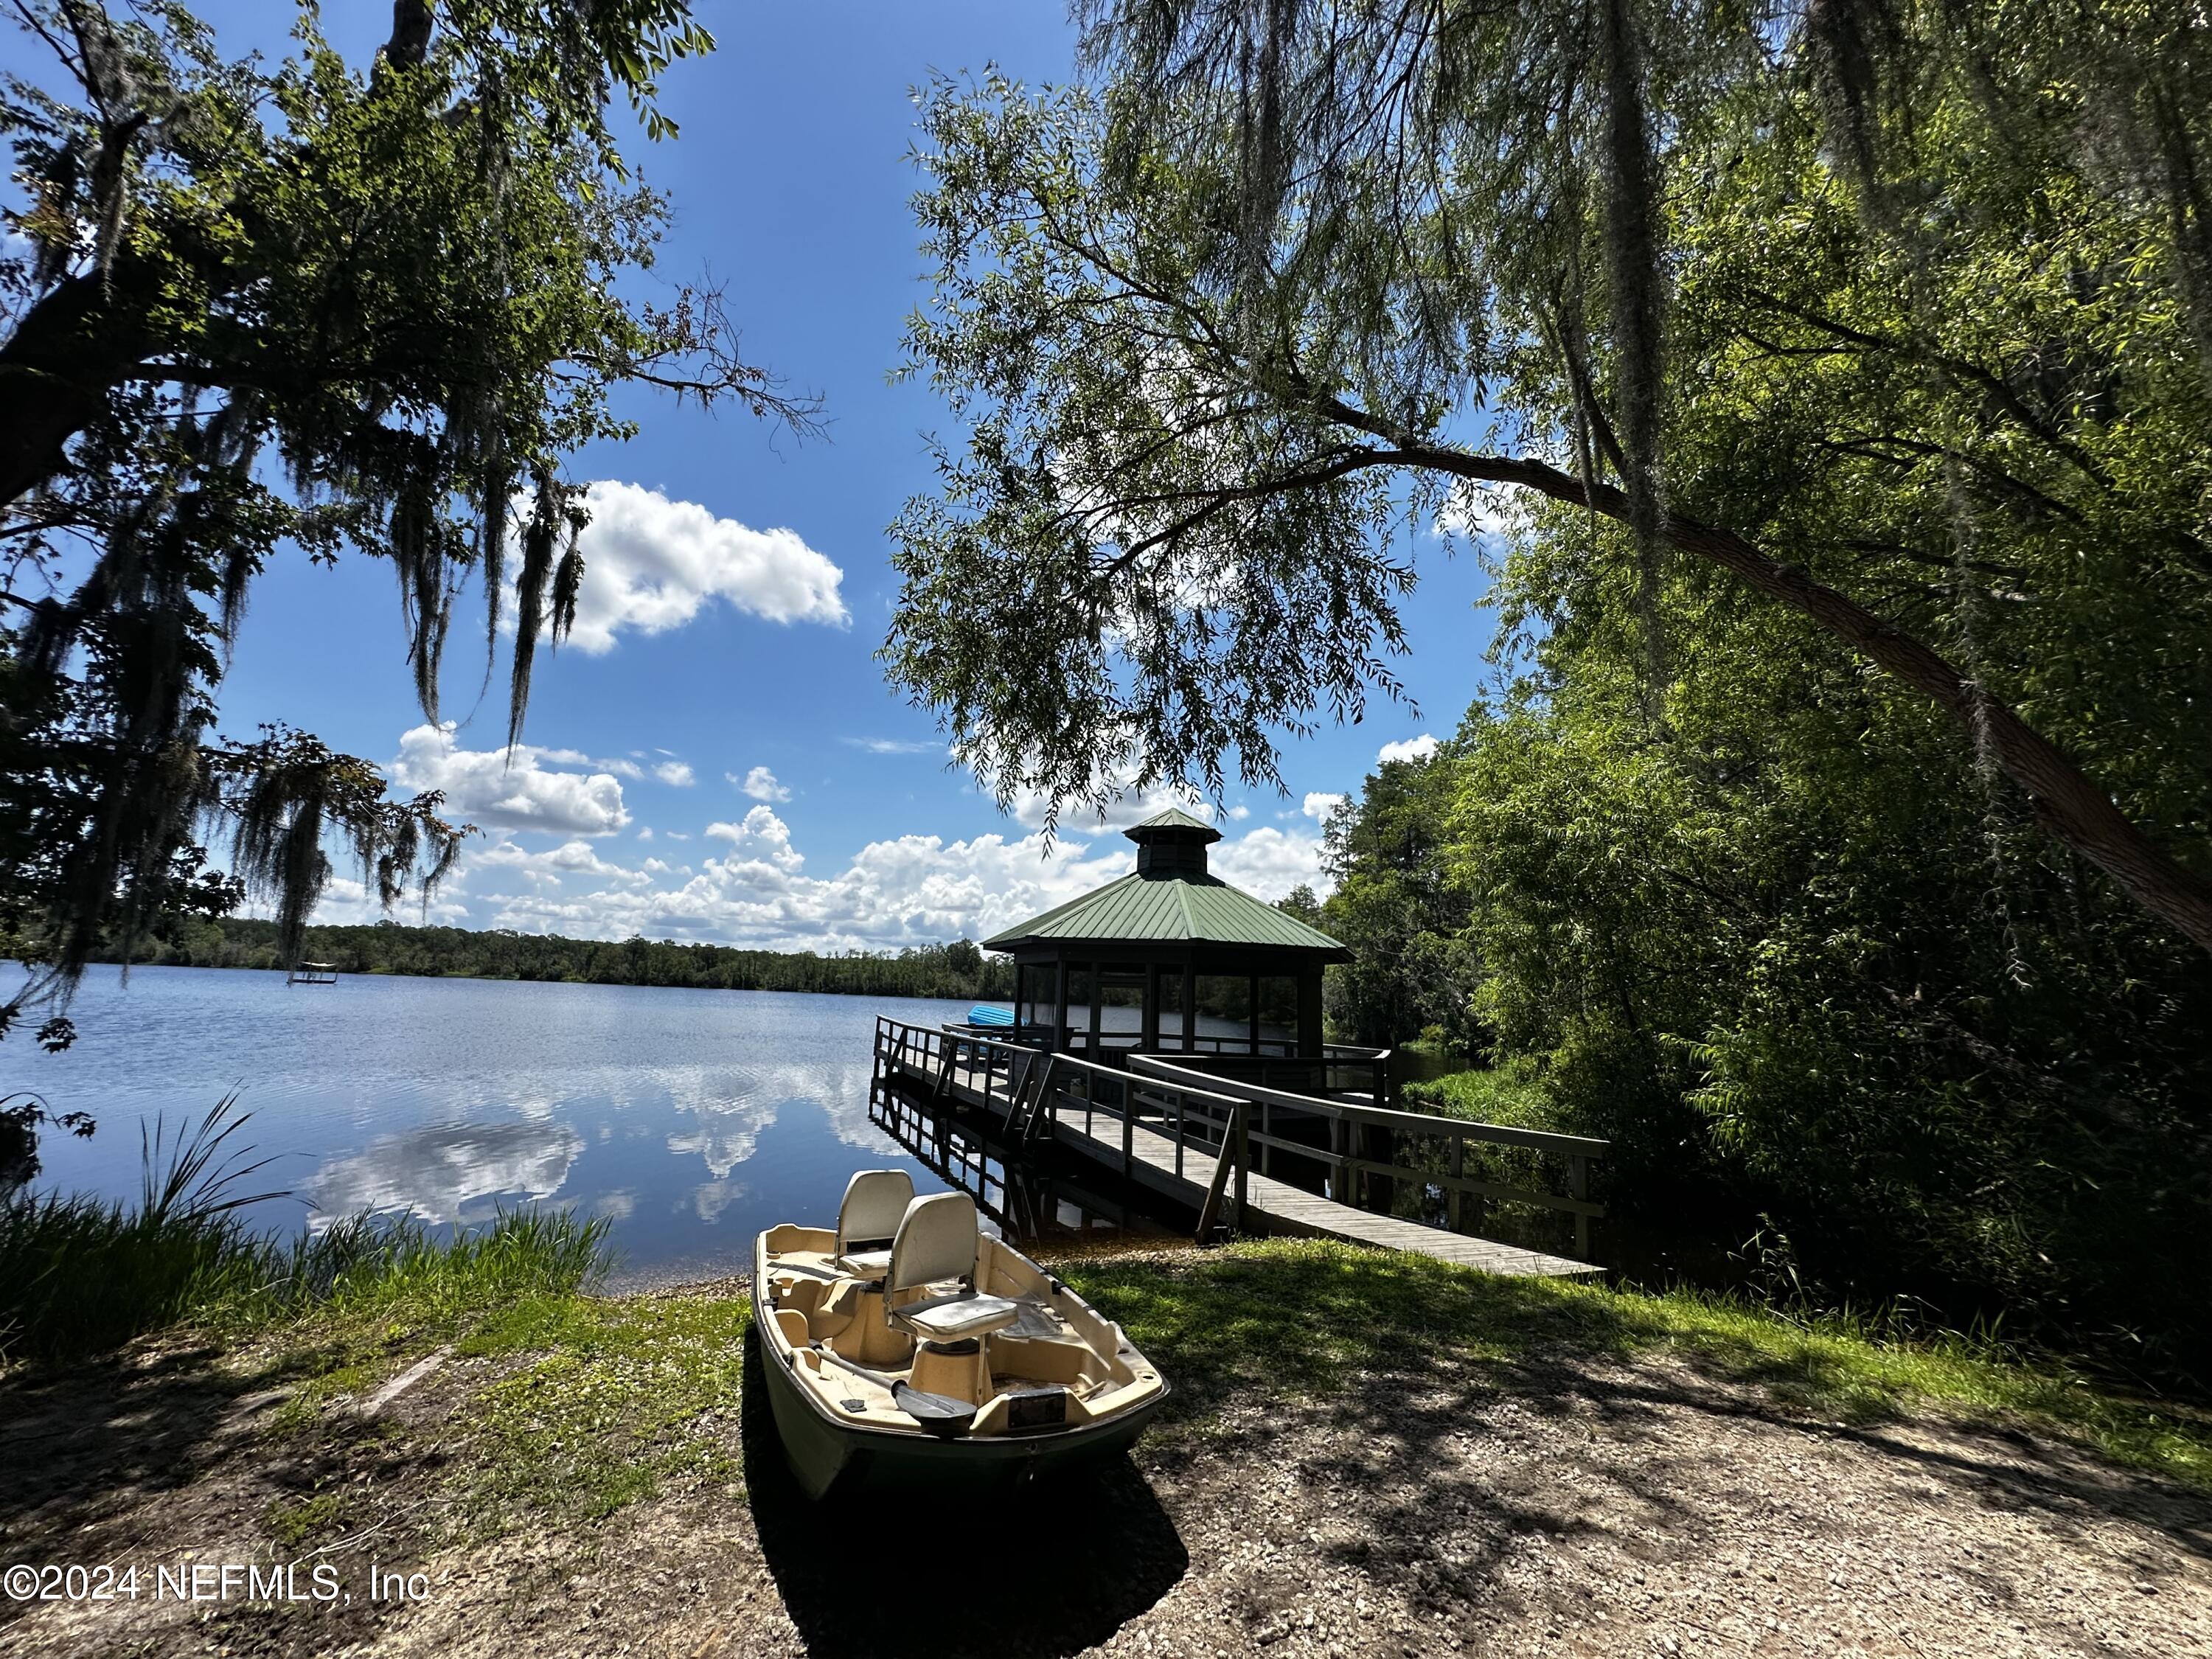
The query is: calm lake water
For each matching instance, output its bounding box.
[1,966,997,1286]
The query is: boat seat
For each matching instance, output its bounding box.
[835,1169,914,1276]
[894,1290,1021,1343]
[884,1192,1019,1346]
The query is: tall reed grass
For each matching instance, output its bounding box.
[0,1095,609,1363]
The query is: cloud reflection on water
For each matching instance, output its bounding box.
[308,1119,585,1225]
[28,969,978,1273]
[686,1178,751,1224]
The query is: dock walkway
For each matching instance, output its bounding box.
[880,1038,1599,1280]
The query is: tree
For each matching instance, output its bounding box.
[886,2,2212,952]
[1445,550,2212,1363]
[0,1,806,1035]
[1273,883,1321,929]
[1315,750,1481,1050]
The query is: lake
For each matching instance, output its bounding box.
[0,966,1020,1286]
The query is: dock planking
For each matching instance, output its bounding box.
[891,1051,1601,1280]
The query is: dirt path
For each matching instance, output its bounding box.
[1,1274,2205,1658]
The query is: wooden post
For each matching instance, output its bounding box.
[1121,1097,1134,1180]
[1363,1121,1395,1215]
[1449,1138,1464,1233]
[1233,1098,1251,1227]
[1569,1155,1590,1259]
[1297,969,1324,1059]
[1032,1057,1058,1144]
[1194,1104,1236,1244]
[1088,964,1105,1064]
[1180,959,1196,1051]
[1052,956,1070,1055]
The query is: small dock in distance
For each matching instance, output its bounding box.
[872,1018,1604,1280]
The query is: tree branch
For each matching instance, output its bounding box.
[1298,390,2212,953]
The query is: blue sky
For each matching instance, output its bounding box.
[70,4,1502,950]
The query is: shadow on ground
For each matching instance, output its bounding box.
[740,1332,1189,1659]
[0,1338,444,1596]
[1071,1245,2212,1596]
[0,1338,275,1551]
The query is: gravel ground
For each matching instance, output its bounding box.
[1,1270,2205,1659]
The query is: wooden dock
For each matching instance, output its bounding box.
[875,1020,1602,1280]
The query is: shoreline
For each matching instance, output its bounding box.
[53,956,997,1003]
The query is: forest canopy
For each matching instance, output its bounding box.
[890,1,2212,1371]
[97,915,1010,1002]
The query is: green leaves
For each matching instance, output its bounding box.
[881,1,2212,1363]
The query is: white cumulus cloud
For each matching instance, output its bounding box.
[735,765,790,803]
[1210,827,1325,900]
[392,723,630,836]
[843,737,944,756]
[1377,734,1439,765]
[652,760,696,787]
[551,480,847,653]
[704,806,804,873]
[296,874,470,928]
[443,804,1336,954]
[474,838,652,888]
[1006,774,1216,833]
[1301,791,1348,823]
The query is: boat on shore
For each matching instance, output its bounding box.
[752,1172,1168,1500]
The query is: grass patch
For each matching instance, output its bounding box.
[240,1281,752,1542]
[1067,1238,2212,1489]
[1399,1061,1557,1127]
[263,1489,349,1548]
[439,1292,751,1536]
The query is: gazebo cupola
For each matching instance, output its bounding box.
[983,807,1350,1065]
[1129,807,1218,876]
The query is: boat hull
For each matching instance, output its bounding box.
[751,1274,1164,1502]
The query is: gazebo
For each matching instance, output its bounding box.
[984,807,1351,1066]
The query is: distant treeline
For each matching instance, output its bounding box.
[98,917,1015,1002]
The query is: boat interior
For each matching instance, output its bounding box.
[758,1172,1164,1438]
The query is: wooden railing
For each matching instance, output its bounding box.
[960,1022,1329,1066]
[1130,1053,1608,1258]
[1131,1045,1395,1108]
[875,1016,1256,1232]
[873,1017,1609,1258]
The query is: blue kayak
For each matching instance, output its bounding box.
[966,1004,1015,1028]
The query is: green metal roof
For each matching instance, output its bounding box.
[1125,806,1221,842]
[983,869,1349,957]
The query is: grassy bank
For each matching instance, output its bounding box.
[12,1197,2208,1500]
[0,1099,610,1363]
